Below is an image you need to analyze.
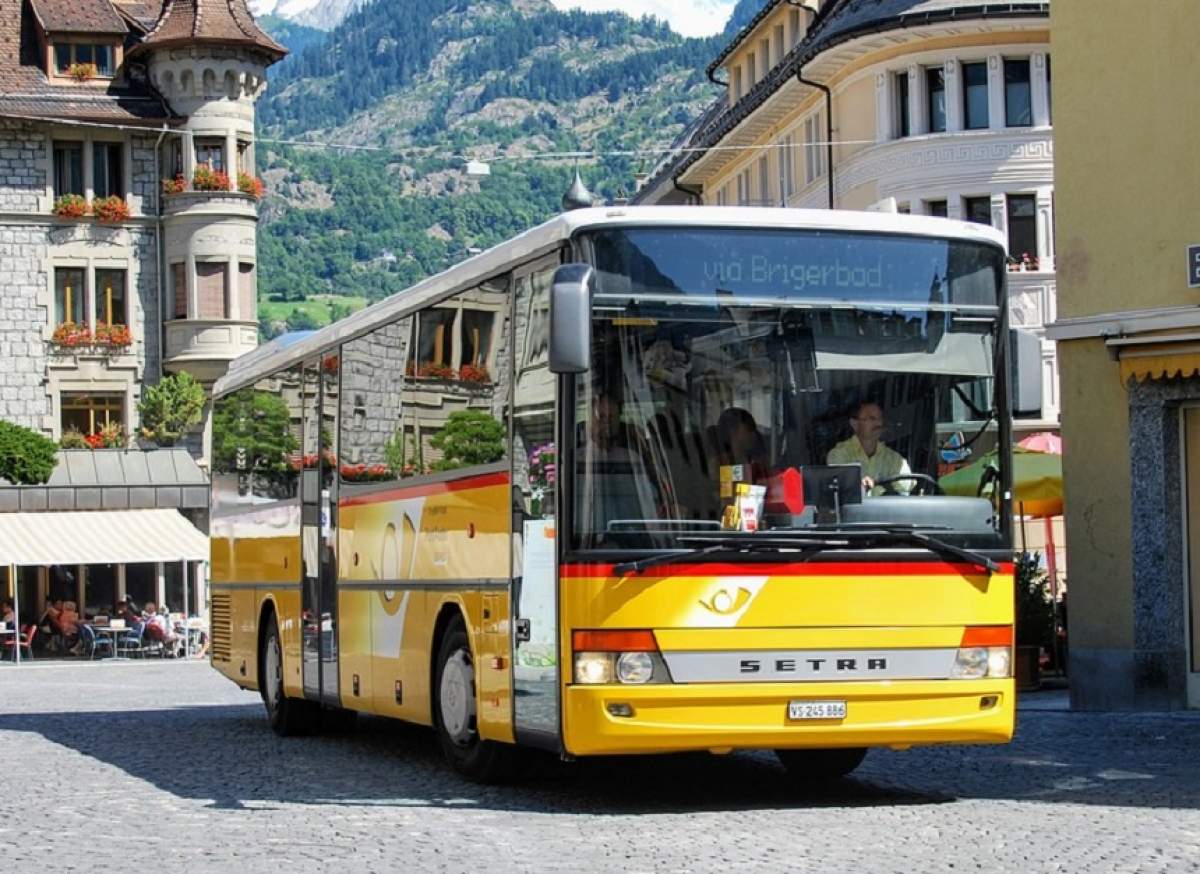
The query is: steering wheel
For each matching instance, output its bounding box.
[874,473,943,496]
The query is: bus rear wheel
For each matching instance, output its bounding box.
[433,616,516,783]
[775,747,868,780]
[262,612,320,737]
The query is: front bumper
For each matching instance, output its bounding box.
[563,678,1015,756]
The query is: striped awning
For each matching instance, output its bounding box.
[0,509,208,566]
[1118,342,1200,383]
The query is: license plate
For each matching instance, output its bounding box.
[787,700,847,721]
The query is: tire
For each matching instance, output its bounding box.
[432,616,517,783]
[775,747,868,780]
[261,612,321,737]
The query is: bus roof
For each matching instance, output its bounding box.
[216,206,1007,396]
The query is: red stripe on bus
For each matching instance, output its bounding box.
[338,471,510,507]
[561,561,1014,578]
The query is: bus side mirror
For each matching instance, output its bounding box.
[549,263,593,374]
[1009,328,1043,416]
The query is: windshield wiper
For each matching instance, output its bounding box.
[832,528,998,574]
[613,534,851,576]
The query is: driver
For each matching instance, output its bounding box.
[826,401,912,496]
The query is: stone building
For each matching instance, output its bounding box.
[1047,0,1200,710]
[0,0,283,627]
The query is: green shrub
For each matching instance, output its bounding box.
[430,409,505,471]
[0,420,59,484]
[138,372,206,446]
[1015,551,1055,649]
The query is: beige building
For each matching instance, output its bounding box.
[637,0,1056,431]
[1047,1,1200,709]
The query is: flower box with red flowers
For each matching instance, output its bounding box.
[53,195,89,219]
[193,165,231,192]
[339,462,393,482]
[51,322,92,348]
[237,172,265,200]
[417,363,456,380]
[94,322,132,349]
[458,364,490,384]
[162,175,188,196]
[92,196,130,224]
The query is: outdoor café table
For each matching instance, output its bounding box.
[87,624,121,657]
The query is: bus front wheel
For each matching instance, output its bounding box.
[262,612,320,737]
[433,616,516,783]
[775,747,868,780]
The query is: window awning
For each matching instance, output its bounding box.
[0,509,208,567]
[1116,341,1200,383]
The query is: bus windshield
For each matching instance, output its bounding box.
[570,226,1009,553]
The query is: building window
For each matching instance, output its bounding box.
[93,142,123,199]
[894,71,910,138]
[1007,194,1038,263]
[53,142,84,198]
[171,263,187,319]
[963,62,989,130]
[773,25,784,65]
[926,199,949,218]
[1005,59,1033,127]
[95,268,127,327]
[896,202,911,214]
[461,309,495,368]
[926,66,946,133]
[237,140,252,176]
[416,309,456,371]
[732,66,743,101]
[760,38,771,74]
[61,393,124,436]
[195,139,225,172]
[964,196,992,225]
[52,43,116,77]
[757,155,771,205]
[196,262,228,319]
[804,112,824,184]
[55,267,85,326]
[747,52,757,86]
[238,263,256,322]
[1045,56,1052,123]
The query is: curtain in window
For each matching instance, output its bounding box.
[94,269,127,326]
[93,144,123,199]
[55,268,85,325]
[172,263,188,319]
[53,143,83,198]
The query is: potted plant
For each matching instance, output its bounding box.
[193,165,231,192]
[59,427,89,449]
[68,62,97,82]
[97,421,127,449]
[53,194,89,219]
[1015,551,1054,691]
[162,174,188,195]
[92,195,130,224]
[51,321,92,348]
[458,363,490,384]
[237,171,265,199]
[94,322,132,349]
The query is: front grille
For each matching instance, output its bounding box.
[210,594,232,663]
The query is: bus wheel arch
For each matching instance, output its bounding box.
[430,603,516,783]
[258,600,319,736]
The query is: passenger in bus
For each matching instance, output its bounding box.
[826,401,912,495]
[576,390,660,542]
[716,407,770,484]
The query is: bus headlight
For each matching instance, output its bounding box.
[952,646,1011,679]
[615,651,654,684]
[574,653,614,685]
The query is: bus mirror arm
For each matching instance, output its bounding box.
[549,263,593,373]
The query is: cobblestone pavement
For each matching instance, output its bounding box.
[1,662,1198,873]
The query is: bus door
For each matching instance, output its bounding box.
[300,357,341,706]
[510,258,562,747]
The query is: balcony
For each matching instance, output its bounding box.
[162,190,259,220]
[163,319,258,382]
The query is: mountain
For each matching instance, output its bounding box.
[722,0,770,36]
[251,0,367,30]
[252,0,728,334]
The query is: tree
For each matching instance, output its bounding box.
[210,388,298,496]
[138,372,206,446]
[286,308,320,332]
[0,420,58,484]
[429,409,505,471]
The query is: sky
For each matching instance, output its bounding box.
[548,0,739,37]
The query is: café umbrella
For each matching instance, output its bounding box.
[938,446,1063,519]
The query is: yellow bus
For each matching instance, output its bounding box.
[209,206,1022,782]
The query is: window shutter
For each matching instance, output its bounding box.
[196,263,227,319]
[172,263,188,319]
[239,263,256,322]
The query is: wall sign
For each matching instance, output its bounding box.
[1189,245,1200,288]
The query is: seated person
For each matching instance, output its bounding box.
[59,600,81,653]
[1,599,14,627]
[142,602,170,644]
[716,407,770,484]
[576,390,659,542]
[826,401,912,495]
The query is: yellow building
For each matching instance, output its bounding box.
[636,0,1056,431]
[1047,1,1200,709]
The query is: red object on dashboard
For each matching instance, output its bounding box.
[766,467,805,514]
